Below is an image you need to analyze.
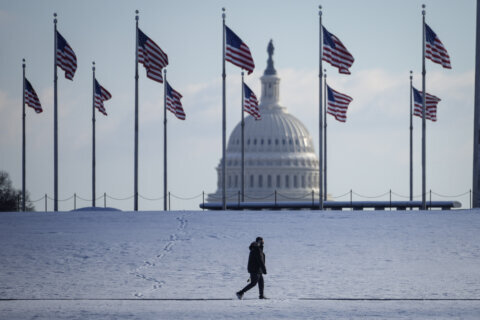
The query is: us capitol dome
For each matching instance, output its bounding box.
[207,41,320,204]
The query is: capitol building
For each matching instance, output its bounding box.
[207,41,320,204]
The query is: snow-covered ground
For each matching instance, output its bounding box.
[1,209,480,319]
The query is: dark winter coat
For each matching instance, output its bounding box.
[247,241,267,274]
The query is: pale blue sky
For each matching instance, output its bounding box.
[0,0,476,210]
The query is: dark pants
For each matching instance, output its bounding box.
[239,273,264,297]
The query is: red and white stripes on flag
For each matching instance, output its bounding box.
[138,28,168,83]
[425,23,451,69]
[243,83,260,120]
[94,79,112,116]
[326,84,353,122]
[166,81,185,120]
[24,78,42,113]
[225,26,255,74]
[412,86,441,122]
[322,26,354,75]
[56,31,77,80]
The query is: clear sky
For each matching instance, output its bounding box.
[0,0,476,211]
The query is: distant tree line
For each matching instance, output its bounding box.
[0,171,34,211]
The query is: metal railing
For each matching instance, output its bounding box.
[14,188,475,212]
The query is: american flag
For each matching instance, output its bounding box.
[425,24,451,69]
[322,26,354,75]
[166,81,185,120]
[56,31,77,80]
[24,78,42,113]
[225,26,255,75]
[243,83,260,120]
[138,28,168,83]
[94,79,112,116]
[412,86,441,122]
[326,84,353,122]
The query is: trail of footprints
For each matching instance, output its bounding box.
[132,216,188,297]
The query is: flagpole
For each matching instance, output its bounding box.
[409,70,413,208]
[222,7,227,210]
[241,71,245,203]
[323,69,327,201]
[92,62,96,208]
[164,69,168,211]
[22,59,26,212]
[473,0,480,208]
[421,4,427,210]
[318,5,324,210]
[53,13,58,212]
[134,10,139,211]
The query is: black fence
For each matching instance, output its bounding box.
[13,189,474,212]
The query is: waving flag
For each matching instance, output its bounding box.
[94,79,112,116]
[412,87,441,122]
[225,26,255,74]
[166,81,185,120]
[326,84,353,122]
[322,26,354,75]
[425,24,451,69]
[24,78,42,113]
[243,83,260,120]
[138,28,169,83]
[56,31,77,80]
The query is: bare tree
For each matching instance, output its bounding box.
[0,171,34,211]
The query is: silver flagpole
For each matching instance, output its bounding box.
[318,5,324,210]
[323,69,327,202]
[53,13,58,212]
[134,10,139,211]
[409,70,413,208]
[222,8,227,210]
[421,4,427,210]
[92,62,96,208]
[164,69,167,211]
[473,0,480,208]
[241,71,245,203]
[22,59,26,212]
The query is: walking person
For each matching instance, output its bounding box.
[236,236,267,299]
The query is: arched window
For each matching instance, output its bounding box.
[267,175,272,188]
[285,175,290,188]
[276,175,281,188]
[293,175,298,188]
[258,175,263,188]
[301,175,306,188]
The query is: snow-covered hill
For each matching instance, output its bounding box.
[1,210,480,319]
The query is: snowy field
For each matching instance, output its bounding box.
[1,209,480,319]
